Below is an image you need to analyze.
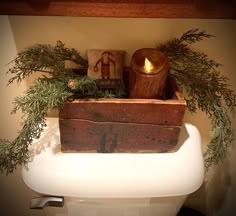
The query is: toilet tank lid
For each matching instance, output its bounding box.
[22,118,204,198]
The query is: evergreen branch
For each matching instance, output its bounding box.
[179,28,214,44]
[0,76,73,174]
[0,73,127,174]
[96,88,127,98]
[68,77,127,99]
[6,41,88,85]
[158,29,236,170]
[68,76,98,96]
[204,106,233,170]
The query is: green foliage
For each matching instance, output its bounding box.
[0,76,73,174]
[0,39,126,174]
[7,40,88,84]
[0,41,91,174]
[1,31,236,174]
[96,88,128,98]
[158,29,236,170]
[1,74,116,174]
[67,77,127,98]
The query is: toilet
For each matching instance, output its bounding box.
[22,118,204,216]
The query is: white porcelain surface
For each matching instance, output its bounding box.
[44,196,187,216]
[22,117,204,198]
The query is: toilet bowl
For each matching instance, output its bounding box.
[22,118,204,216]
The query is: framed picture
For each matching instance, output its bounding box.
[87,49,125,89]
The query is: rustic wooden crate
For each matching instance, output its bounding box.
[59,76,186,153]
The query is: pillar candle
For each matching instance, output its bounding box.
[129,48,169,99]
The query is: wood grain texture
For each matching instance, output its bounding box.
[0,0,235,18]
[59,76,186,153]
[59,98,186,126]
[60,119,181,153]
[59,76,186,126]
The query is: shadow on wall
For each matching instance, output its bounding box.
[184,149,232,215]
[28,117,61,161]
[206,158,232,215]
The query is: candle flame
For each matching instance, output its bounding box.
[144,58,154,73]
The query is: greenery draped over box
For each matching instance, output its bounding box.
[0,29,235,174]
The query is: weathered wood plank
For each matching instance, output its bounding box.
[59,99,186,126]
[0,0,235,19]
[60,119,181,153]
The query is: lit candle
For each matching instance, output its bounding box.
[144,58,154,73]
[129,48,169,99]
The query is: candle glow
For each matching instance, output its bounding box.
[144,58,154,73]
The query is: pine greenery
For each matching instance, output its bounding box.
[0,77,74,174]
[7,40,88,84]
[1,31,236,174]
[158,29,236,170]
[0,41,127,174]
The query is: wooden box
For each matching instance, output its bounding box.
[59,77,186,153]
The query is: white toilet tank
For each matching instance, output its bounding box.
[22,118,204,216]
[45,196,187,216]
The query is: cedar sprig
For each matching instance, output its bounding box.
[0,74,127,174]
[68,76,98,96]
[68,77,127,98]
[158,28,236,170]
[7,40,88,85]
[179,28,213,44]
[0,76,73,174]
[96,88,127,98]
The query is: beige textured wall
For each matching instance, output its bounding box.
[0,15,236,216]
[0,16,44,216]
